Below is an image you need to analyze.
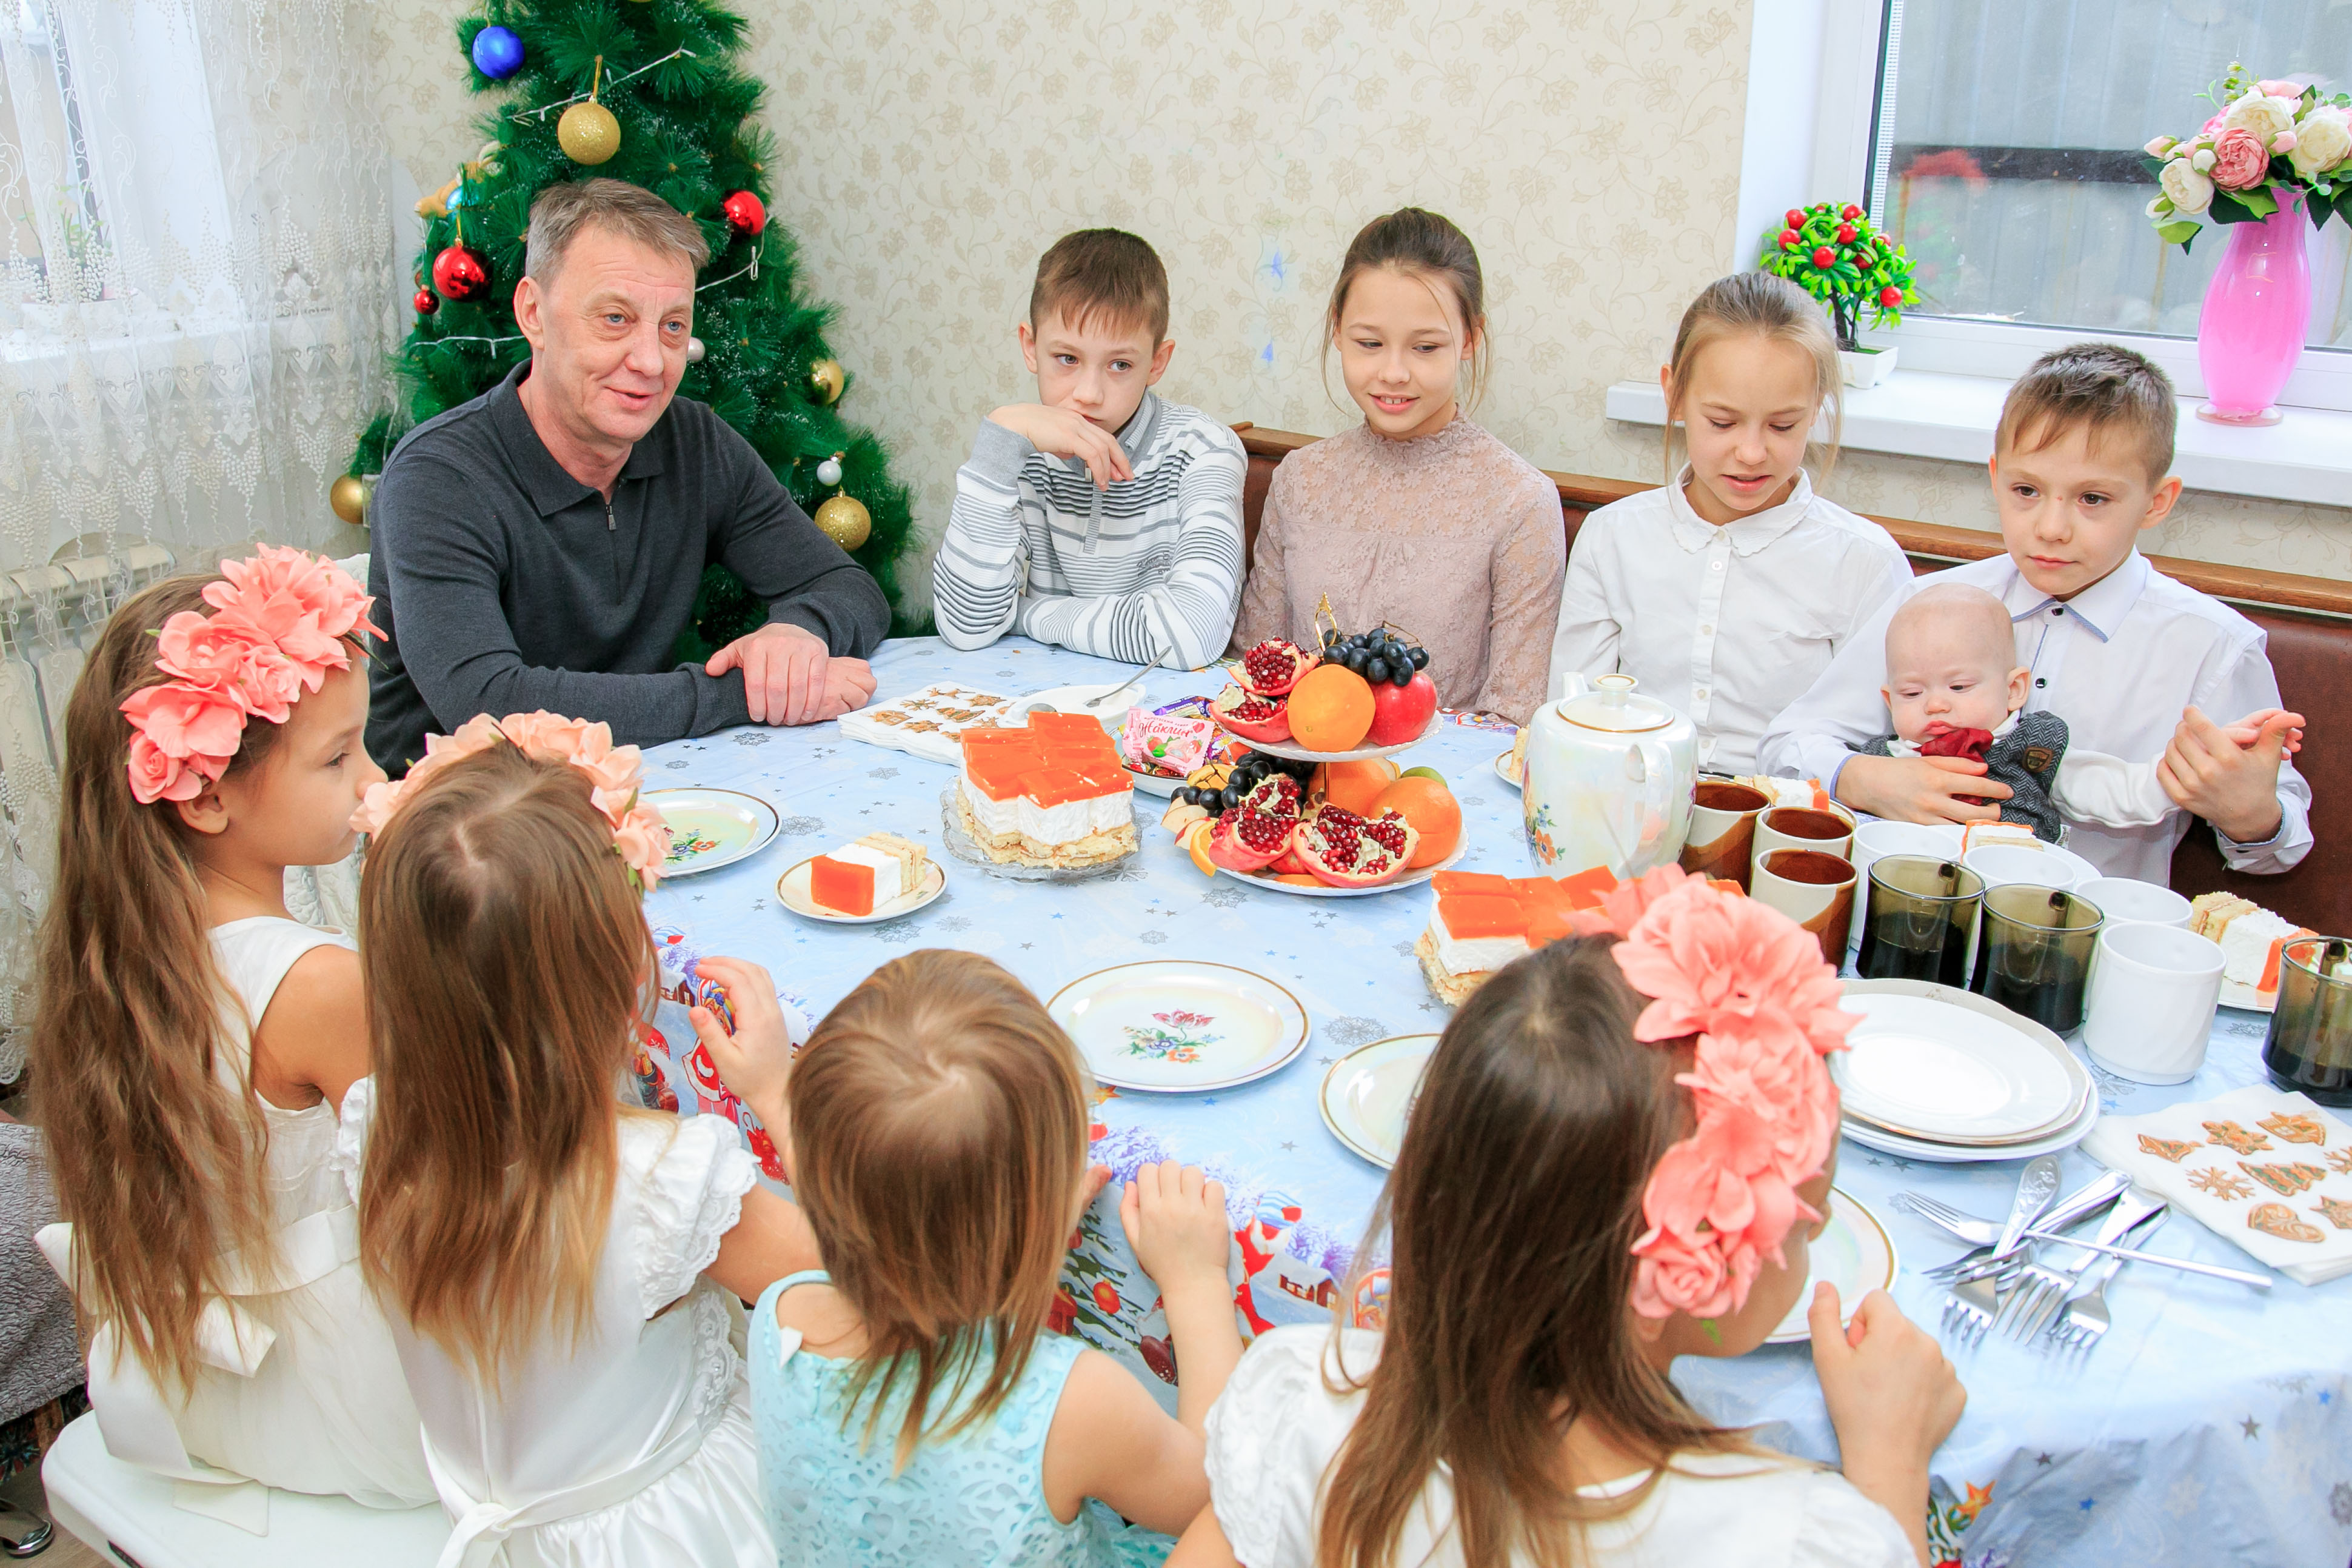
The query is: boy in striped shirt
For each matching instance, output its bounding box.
[933,229,1246,670]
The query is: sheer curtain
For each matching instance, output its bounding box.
[0,0,399,1075]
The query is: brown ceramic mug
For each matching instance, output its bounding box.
[1751,804,1856,882]
[1752,847,1858,966]
[1680,779,1771,890]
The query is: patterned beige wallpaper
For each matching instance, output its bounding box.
[367,0,2351,599]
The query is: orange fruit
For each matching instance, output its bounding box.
[1315,757,1402,815]
[1181,820,1217,877]
[1288,664,1377,752]
[1374,776,1462,868]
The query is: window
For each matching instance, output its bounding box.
[1868,0,2352,356]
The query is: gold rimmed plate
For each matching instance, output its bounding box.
[1047,960,1311,1093]
[1319,1033,1440,1167]
[644,788,780,876]
[775,855,947,926]
[1765,1187,1899,1344]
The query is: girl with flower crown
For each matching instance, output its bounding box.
[30,553,435,1510]
[341,716,820,1567]
[1172,871,1966,1568]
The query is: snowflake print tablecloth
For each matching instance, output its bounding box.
[632,636,2351,1568]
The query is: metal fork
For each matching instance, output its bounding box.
[1941,1156,2060,1343]
[1997,1190,2166,1344]
[1897,1170,2129,1283]
[2049,1208,2169,1358]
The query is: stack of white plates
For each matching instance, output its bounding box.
[1834,980,2098,1163]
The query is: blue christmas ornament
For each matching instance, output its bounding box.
[470,25,524,80]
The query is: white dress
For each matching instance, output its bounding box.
[1205,1327,1915,1568]
[38,916,434,1518]
[336,1091,772,1568]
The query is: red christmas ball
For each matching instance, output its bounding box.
[1879,285,1904,307]
[431,243,491,301]
[721,190,767,235]
[1841,202,1864,220]
[1778,229,1800,250]
[1811,246,1836,269]
[413,287,439,316]
[1836,222,1857,244]
[1784,208,1805,229]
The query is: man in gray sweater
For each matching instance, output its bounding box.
[367,179,889,774]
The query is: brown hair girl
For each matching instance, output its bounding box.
[1660,271,1844,485]
[1323,207,1491,412]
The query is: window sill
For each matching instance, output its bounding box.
[1602,369,2352,510]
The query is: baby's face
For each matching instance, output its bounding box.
[1883,612,2025,742]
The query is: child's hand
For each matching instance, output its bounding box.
[1809,1285,1963,1567]
[1835,753,2011,825]
[687,957,795,1156]
[2159,706,2291,844]
[1120,1161,1231,1299]
[987,404,1135,489]
[2218,707,2305,759]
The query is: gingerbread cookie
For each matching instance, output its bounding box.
[2257,1112,2328,1146]
[2204,1120,2272,1155]
[2137,1134,2200,1163]
[2314,1195,2352,1231]
[2189,1166,2254,1200]
[2240,1160,2327,1196]
[2328,1148,2352,1175]
[2248,1203,2325,1244]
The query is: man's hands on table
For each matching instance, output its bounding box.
[987,404,1133,490]
[706,622,875,726]
[1835,753,2012,827]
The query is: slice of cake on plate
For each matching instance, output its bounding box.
[1415,869,1618,1006]
[810,832,932,916]
[2190,893,2314,998]
[955,713,1138,870]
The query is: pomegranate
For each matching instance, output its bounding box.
[1211,684,1292,744]
[1205,775,1302,873]
[1364,670,1438,746]
[1237,638,1320,698]
[1295,803,1419,888]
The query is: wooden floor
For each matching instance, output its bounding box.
[0,1464,106,1567]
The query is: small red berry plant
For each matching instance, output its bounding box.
[1756,202,1920,353]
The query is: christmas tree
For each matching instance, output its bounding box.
[338,0,921,655]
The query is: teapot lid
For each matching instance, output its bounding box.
[1555,673,1675,734]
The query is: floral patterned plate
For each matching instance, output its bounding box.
[1046,960,1311,1093]
[643,788,780,877]
[1319,1033,1439,1167]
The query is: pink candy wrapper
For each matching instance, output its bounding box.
[1120,706,1215,776]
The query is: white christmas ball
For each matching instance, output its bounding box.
[686,336,706,364]
[816,456,844,485]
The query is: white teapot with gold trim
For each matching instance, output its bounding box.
[1520,674,1696,883]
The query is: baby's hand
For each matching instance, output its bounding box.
[1120,1161,1231,1299]
[2219,707,2305,758]
[688,956,794,1134]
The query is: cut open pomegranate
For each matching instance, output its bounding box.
[1211,684,1292,744]
[1205,774,1303,873]
[1236,638,1321,698]
[1295,803,1420,888]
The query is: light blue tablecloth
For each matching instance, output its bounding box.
[635,636,2351,1568]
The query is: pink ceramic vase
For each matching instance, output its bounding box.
[2196,193,2311,425]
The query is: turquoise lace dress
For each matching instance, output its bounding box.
[752,1271,1177,1568]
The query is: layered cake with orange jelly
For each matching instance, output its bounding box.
[1414,869,1619,1006]
[810,832,929,916]
[956,713,1138,869]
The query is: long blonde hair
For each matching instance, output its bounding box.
[1318,940,1754,1568]
[355,741,653,1377]
[1662,272,1844,486]
[32,575,306,1388]
[789,949,1092,1471]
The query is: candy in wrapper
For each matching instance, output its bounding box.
[1120,706,1215,776]
[691,974,737,1035]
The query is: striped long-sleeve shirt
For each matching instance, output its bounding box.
[932,393,1247,669]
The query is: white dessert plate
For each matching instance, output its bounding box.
[937,786,1140,883]
[1210,716,1437,764]
[1217,840,1468,898]
[1838,1085,2099,1164]
[1765,1187,1899,1344]
[1834,981,2090,1145]
[1047,961,1311,1093]
[2219,978,2280,1015]
[643,788,780,877]
[1494,748,1520,789]
[775,855,947,925]
[1006,684,1131,726]
[1320,1033,1439,1167]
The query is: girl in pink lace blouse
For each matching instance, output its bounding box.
[1230,210,1564,721]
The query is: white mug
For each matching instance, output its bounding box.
[1848,821,1966,966]
[1751,847,1859,968]
[1962,841,2096,893]
[2083,922,2225,1084]
[2076,877,2193,930]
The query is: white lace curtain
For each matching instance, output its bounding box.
[0,0,400,1075]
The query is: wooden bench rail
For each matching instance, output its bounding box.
[1232,424,2352,621]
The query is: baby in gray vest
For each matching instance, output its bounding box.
[1857,584,2294,844]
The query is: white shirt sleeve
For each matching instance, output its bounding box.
[1204,1327,1377,1568]
[1785,1472,1919,1568]
[1756,576,1914,784]
[2052,747,2177,829]
[1547,514,1623,701]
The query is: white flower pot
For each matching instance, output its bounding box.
[1840,344,1897,389]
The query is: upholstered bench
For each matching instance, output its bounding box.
[1233,424,2351,934]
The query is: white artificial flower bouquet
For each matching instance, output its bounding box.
[2145,63,2352,249]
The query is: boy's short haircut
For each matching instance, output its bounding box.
[1995,342,2177,482]
[1028,229,1170,345]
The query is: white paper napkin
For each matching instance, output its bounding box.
[2083,1083,2352,1285]
[838,683,1020,765]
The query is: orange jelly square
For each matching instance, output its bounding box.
[809,854,875,916]
[1029,712,1111,742]
[1554,866,1620,911]
[1439,894,1532,941]
[1431,871,1517,897]
[965,746,1046,801]
[1018,769,1098,807]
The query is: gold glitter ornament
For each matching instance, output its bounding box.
[813,494,871,551]
[558,57,621,165]
[329,475,369,527]
[807,357,845,405]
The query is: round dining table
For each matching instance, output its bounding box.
[632,635,2351,1568]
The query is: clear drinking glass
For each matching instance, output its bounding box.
[2262,936,2352,1107]
[1969,883,2103,1033]
[1857,856,1984,989]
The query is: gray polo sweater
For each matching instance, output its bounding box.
[367,364,889,773]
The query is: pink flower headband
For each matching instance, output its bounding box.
[119,547,383,806]
[350,711,672,892]
[1574,867,1854,1321]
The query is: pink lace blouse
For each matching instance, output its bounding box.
[1231,418,1565,722]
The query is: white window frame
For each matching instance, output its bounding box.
[1733,0,2352,416]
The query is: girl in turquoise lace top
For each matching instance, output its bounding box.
[690,949,1244,1567]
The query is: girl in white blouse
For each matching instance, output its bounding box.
[1546,273,1910,775]
[1171,904,1964,1568]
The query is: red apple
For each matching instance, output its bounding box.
[1365,671,1438,746]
